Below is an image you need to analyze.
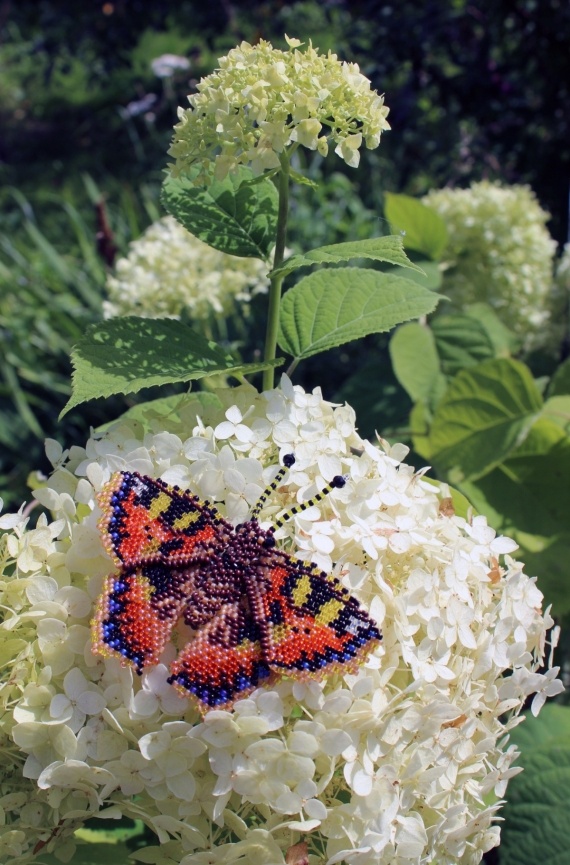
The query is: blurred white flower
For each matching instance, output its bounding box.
[151,54,191,79]
[424,180,557,338]
[0,376,561,863]
[104,216,269,320]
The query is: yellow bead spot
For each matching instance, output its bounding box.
[315,598,343,627]
[291,574,312,607]
[173,510,200,530]
[147,492,171,519]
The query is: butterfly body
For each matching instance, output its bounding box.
[93,469,381,713]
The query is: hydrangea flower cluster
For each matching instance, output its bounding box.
[423,181,557,337]
[104,216,269,320]
[0,378,561,864]
[168,36,390,182]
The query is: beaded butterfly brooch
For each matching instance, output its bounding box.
[92,455,381,713]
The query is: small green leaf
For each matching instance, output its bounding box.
[429,358,543,482]
[431,313,496,376]
[465,302,519,355]
[395,259,442,291]
[61,318,283,416]
[422,476,473,520]
[499,706,570,865]
[384,192,448,260]
[548,356,570,397]
[288,167,318,189]
[278,268,441,361]
[389,322,441,403]
[272,236,423,279]
[161,167,278,259]
[97,392,224,435]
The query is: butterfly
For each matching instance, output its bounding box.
[92,455,381,714]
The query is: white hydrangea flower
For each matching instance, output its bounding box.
[168,36,390,182]
[103,216,269,320]
[0,377,562,863]
[423,180,557,338]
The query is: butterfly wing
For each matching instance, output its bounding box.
[168,601,275,712]
[93,472,232,672]
[248,551,381,679]
[92,562,203,672]
[97,471,231,567]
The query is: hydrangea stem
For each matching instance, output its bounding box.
[262,152,290,391]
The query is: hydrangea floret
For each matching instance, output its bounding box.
[424,180,557,337]
[0,378,562,864]
[104,216,269,320]
[168,36,390,182]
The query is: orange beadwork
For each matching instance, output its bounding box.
[92,465,381,714]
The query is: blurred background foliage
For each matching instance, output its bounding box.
[1,2,570,862]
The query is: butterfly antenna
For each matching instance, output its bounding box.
[251,453,297,519]
[273,474,346,530]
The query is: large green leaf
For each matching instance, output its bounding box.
[334,354,412,441]
[271,236,423,279]
[61,318,282,416]
[161,167,278,259]
[278,268,441,361]
[459,418,570,611]
[499,705,570,865]
[429,358,543,482]
[548,356,570,397]
[384,192,448,261]
[389,322,442,404]
[431,313,496,376]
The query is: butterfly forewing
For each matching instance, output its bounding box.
[97,471,230,567]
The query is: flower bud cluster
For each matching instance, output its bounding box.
[169,36,390,182]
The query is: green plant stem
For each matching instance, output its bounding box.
[262,152,290,391]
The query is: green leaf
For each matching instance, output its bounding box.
[97,392,224,435]
[509,704,570,752]
[40,842,136,865]
[410,401,433,459]
[459,417,570,612]
[384,192,448,260]
[395,259,442,291]
[429,358,543,482]
[465,302,519,355]
[431,313,496,376]
[389,322,441,403]
[271,236,423,279]
[543,395,570,434]
[61,318,283,416]
[161,167,278,259]
[548,356,570,397]
[499,706,570,865]
[422,476,473,520]
[278,268,441,361]
[334,355,412,441]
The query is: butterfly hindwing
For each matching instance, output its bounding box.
[91,562,203,672]
[168,601,275,710]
